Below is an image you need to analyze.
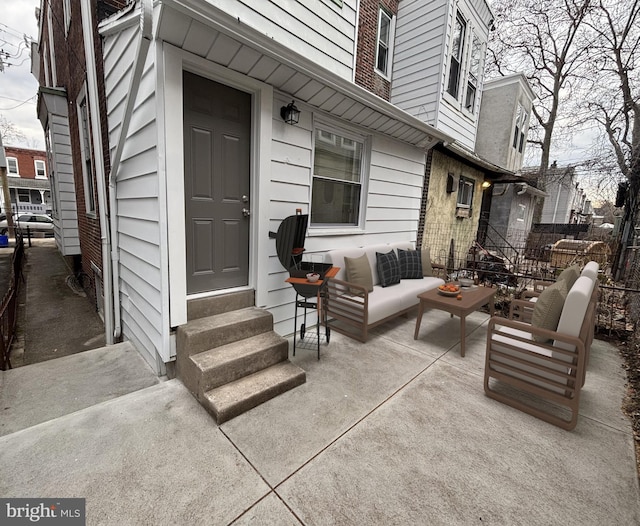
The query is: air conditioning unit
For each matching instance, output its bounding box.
[456,207,470,218]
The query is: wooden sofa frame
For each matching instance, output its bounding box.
[484,275,597,430]
[324,252,445,343]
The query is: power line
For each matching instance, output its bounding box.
[0,95,37,110]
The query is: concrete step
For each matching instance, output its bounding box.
[182,332,289,397]
[187,290,255,321]
[203,361,306,424]
[177,307,273,357]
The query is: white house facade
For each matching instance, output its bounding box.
[97,0,453,371]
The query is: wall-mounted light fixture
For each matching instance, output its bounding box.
[481,181,492,189]
[280,100,300,125]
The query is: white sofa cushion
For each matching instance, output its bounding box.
[340,277,445,325]
[581,261,599,282]
[554,275,595,351]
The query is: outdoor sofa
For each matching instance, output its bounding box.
[324,242,444,342]
[484,261,600,430]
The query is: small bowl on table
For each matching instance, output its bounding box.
[306,273,320,283]
[458,277,474,288]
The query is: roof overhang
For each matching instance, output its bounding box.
[438,142,515,177]
[36,86,68,128]
[101,0,454,150]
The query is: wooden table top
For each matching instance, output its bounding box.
[417,285,496,313]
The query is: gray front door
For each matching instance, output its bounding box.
[183,71,251,294]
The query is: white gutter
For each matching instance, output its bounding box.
[106,0,153,340]
[81,0,114,344]
[81,0,152,343]
[165,0,454,148]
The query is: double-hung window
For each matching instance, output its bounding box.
[513,104,528,153]
[311,127,366,228]
[77,87,96,214]
[376,8,394,78]
[457,176,474,209]
[465,37,481,111]
[35,160,47,179]
[447,13,466,99]
[7,157,19,176]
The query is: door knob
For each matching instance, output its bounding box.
[242,208,251,217]
[242,195,249,203]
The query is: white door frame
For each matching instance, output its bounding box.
[161,43,273,328]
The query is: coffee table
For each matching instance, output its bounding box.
[414,286,495,357]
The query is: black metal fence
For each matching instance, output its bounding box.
[422,222,636,338]
[0,233,25,370]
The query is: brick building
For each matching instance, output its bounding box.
[33,0,125,315]
[1,146,51,215]
[354,0,399,101]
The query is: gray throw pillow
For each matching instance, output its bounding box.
[344,253,373,293]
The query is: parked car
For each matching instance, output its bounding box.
[0,213,54,235]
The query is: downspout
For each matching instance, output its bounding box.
[551,180,562,223]
[106,0,153,340]
[80,0,114,344]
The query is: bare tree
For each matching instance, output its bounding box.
[583,0,640,277]
[487,0,593,202]
[0,114,26,145]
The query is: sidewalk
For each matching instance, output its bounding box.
[1,301,639,524]
[11,238,106,366]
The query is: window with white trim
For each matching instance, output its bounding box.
[77,87,96,214]
[311,126,366,227]
[447,13,466,99]
[516,203,526,221]
[6,157,19,176]
[35,160,47,179]
[375,8,394,78]
[513,104,528,153]
[457,176,474,208]
[465,36,482,112]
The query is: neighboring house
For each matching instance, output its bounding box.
[382,0,523,270]
[1,146,51,215]
[524,163,588,224]
[474,74,542,252]
[34,0,456,373]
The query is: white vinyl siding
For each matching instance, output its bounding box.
[391,0,448,125]
[102,21,167,369]
[157,0,358,81]
[268,96,426,336]
[48,114,81,255]
[392,0,492,150]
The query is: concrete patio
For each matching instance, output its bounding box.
[1,308,638,525]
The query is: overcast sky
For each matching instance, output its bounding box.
[0,0,604,200]
[0,0,42,149]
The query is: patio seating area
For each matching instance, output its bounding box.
[2,308,638,524]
